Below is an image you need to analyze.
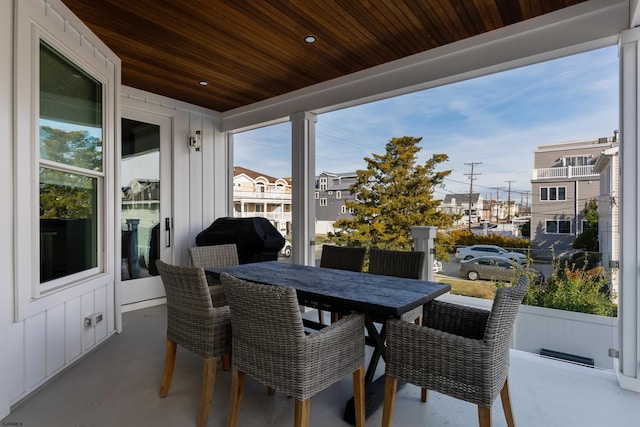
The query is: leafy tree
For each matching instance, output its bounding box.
[40,125,102,171]
[572,199,599,251]
[39,126,101,220]
[328,136,453,254]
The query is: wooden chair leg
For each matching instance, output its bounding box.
[294,398,311,427]
[478,406,491,427]
[318,309,325,325]
[382,375,398,427]
[500,378,516,427]
[221,353,231,371]
[197,357,217,427]
[267,386,276,395]
[421,388,428,402]
[352,367,365,427]
[226,368,244,427]
[159,339,177,397]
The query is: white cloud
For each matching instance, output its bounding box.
[235,46,619,197]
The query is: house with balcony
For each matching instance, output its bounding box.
[439,193,484,224]
[530,135,618,252]
[3,1,640,425]
[233,166,292,235]
[315,171,357,234]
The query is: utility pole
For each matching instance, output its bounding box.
[465,162,482,231]
[505,180,516,222]
[494,187,501,223]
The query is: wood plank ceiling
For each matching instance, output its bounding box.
[61,0,586,113]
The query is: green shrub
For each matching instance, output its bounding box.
[445,229,530,250]
[523,258,615,316]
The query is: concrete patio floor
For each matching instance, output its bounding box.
[3,303,639,427]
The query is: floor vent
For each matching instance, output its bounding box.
[540,348,594,367]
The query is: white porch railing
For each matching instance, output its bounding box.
[233,190,291,201]
[532,165,598,180]
[234,211,292,222]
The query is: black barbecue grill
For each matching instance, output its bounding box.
[195,217,285,264]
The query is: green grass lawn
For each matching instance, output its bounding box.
[434,274,498,299]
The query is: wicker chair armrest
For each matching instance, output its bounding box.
[386,318,490,380]
[303,313,365,379]
[423,300,490,339]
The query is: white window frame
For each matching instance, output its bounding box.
[336,191,341,199]
[563,155,591,166]
[545,219,572,234]
[319,198,327,207]
[540,186,567,201]
[14,0,118,320]
[319,177,327,191]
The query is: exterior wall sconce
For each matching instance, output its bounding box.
[189,130,201,151]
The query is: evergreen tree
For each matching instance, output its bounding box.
[329,136,453,251]
[572,199,599,251]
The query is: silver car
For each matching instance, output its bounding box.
[454,244,527,264]
[459,256,544,283]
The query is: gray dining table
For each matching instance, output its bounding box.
[205,260,451,424]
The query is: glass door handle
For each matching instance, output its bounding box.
[165,217,172,248]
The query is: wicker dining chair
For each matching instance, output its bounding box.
[318,244,367,324]
[368,248,426,324]
[382,274,530,427]
[188,244,239,307]
[220,273,366,427]
[156,260,232,427]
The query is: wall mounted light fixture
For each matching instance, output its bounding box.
[189,130,201,151]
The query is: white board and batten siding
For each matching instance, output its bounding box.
[5,0,120,408]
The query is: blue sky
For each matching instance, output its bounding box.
[234,46,619,202]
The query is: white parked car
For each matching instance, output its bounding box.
[454,244,527,264]
[281,240,292,257]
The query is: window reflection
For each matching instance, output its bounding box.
[121,119,161,280]
[40,168,98,282]
[39,40,103,286]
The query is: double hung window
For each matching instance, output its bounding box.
[39,41,104,288]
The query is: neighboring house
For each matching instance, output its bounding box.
[439,193,484,224]
[121,179,161,278]
[530,135,618,252]
[481,198,520,223]
[232,166,292,235]
[594,140,620,300]
[122,178,160,202]
[315,171,357,234]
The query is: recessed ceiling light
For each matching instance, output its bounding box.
[199,81,208,86]
[304,35,317,44]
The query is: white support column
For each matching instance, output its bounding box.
[618,27,640,391]
[226,133,235,217]
[290,111,317,266]
[411,226,437,282]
